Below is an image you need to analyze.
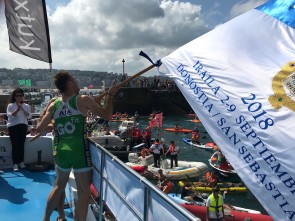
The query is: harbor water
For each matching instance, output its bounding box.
[109,114,269,216]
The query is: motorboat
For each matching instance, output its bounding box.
[90,131,125,148]
[118,120,136,132]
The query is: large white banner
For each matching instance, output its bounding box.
[160,0,295,220]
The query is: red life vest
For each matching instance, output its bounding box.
[131,165,145,173]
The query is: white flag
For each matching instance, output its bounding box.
[160,0,295,220]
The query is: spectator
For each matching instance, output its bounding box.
[6,87,31,171]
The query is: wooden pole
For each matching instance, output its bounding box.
[30,64,156,142]
[93,64,155,102]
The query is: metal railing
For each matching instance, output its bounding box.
[89,138,200,221]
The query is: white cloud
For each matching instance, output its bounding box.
[0,0,273,76]
[0,0,208,76]
[230,0,268,19]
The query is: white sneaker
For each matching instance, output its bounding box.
[13,164,19,172]
[19,162,26,169]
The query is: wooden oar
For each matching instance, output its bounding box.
[30,64,156,142]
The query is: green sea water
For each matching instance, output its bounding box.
[110,114,269,216]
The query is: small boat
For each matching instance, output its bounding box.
[149,163,208,180]
[118,120,136,132]
[127,158,208,180]
[128,151,154,166]
[191,119,201,123]
[184,113,197,117]
[168,194,273,221]
[154,159,208,180]
[181,203,273,221]
[178,181,247,193]
[91,131,125,147]
[90,132,145,161]
[182,138,218,150]
[164,128,193,133]
[109,117,128,122]
[209,151,237,177]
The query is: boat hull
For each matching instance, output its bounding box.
[181,204,273,221]
[209,151,237,177]
[150,161,208,180]
[165,128,193,133]
[182,138,217,150]
[178,181,247,193]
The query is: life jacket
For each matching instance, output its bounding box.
[208,194,223,212]
[145,130,151,138]
[209,177,216,183]
[131,165,145,173]
[192,131,199,137]
[205,171,211,179]
[163,181,172,194]
[169,144,178,155]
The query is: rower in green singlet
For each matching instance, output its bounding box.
[53,96,91,171]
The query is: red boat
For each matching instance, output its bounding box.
[164,128,193,133]
[181,203,273,221]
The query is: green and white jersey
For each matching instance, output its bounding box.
[53,96,91,169]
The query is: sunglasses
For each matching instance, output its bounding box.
[15,94,23,97]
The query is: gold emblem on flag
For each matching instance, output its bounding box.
[269,62,295,111]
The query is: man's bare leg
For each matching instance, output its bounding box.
[73,170,92,221]
[57,190,66,221]
[43,167,70,221]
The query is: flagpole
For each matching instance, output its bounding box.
[30,64,156,142]
[93,64,155,103]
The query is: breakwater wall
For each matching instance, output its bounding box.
[113,88,193,115]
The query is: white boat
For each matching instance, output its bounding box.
[182,138,218,150]
[127,155,208,180]
[128,149,154,166]
[208,151,237,177]
[118,120,136,132]
[90,131,125,148]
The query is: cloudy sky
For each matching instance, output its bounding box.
[0,0,267,76]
